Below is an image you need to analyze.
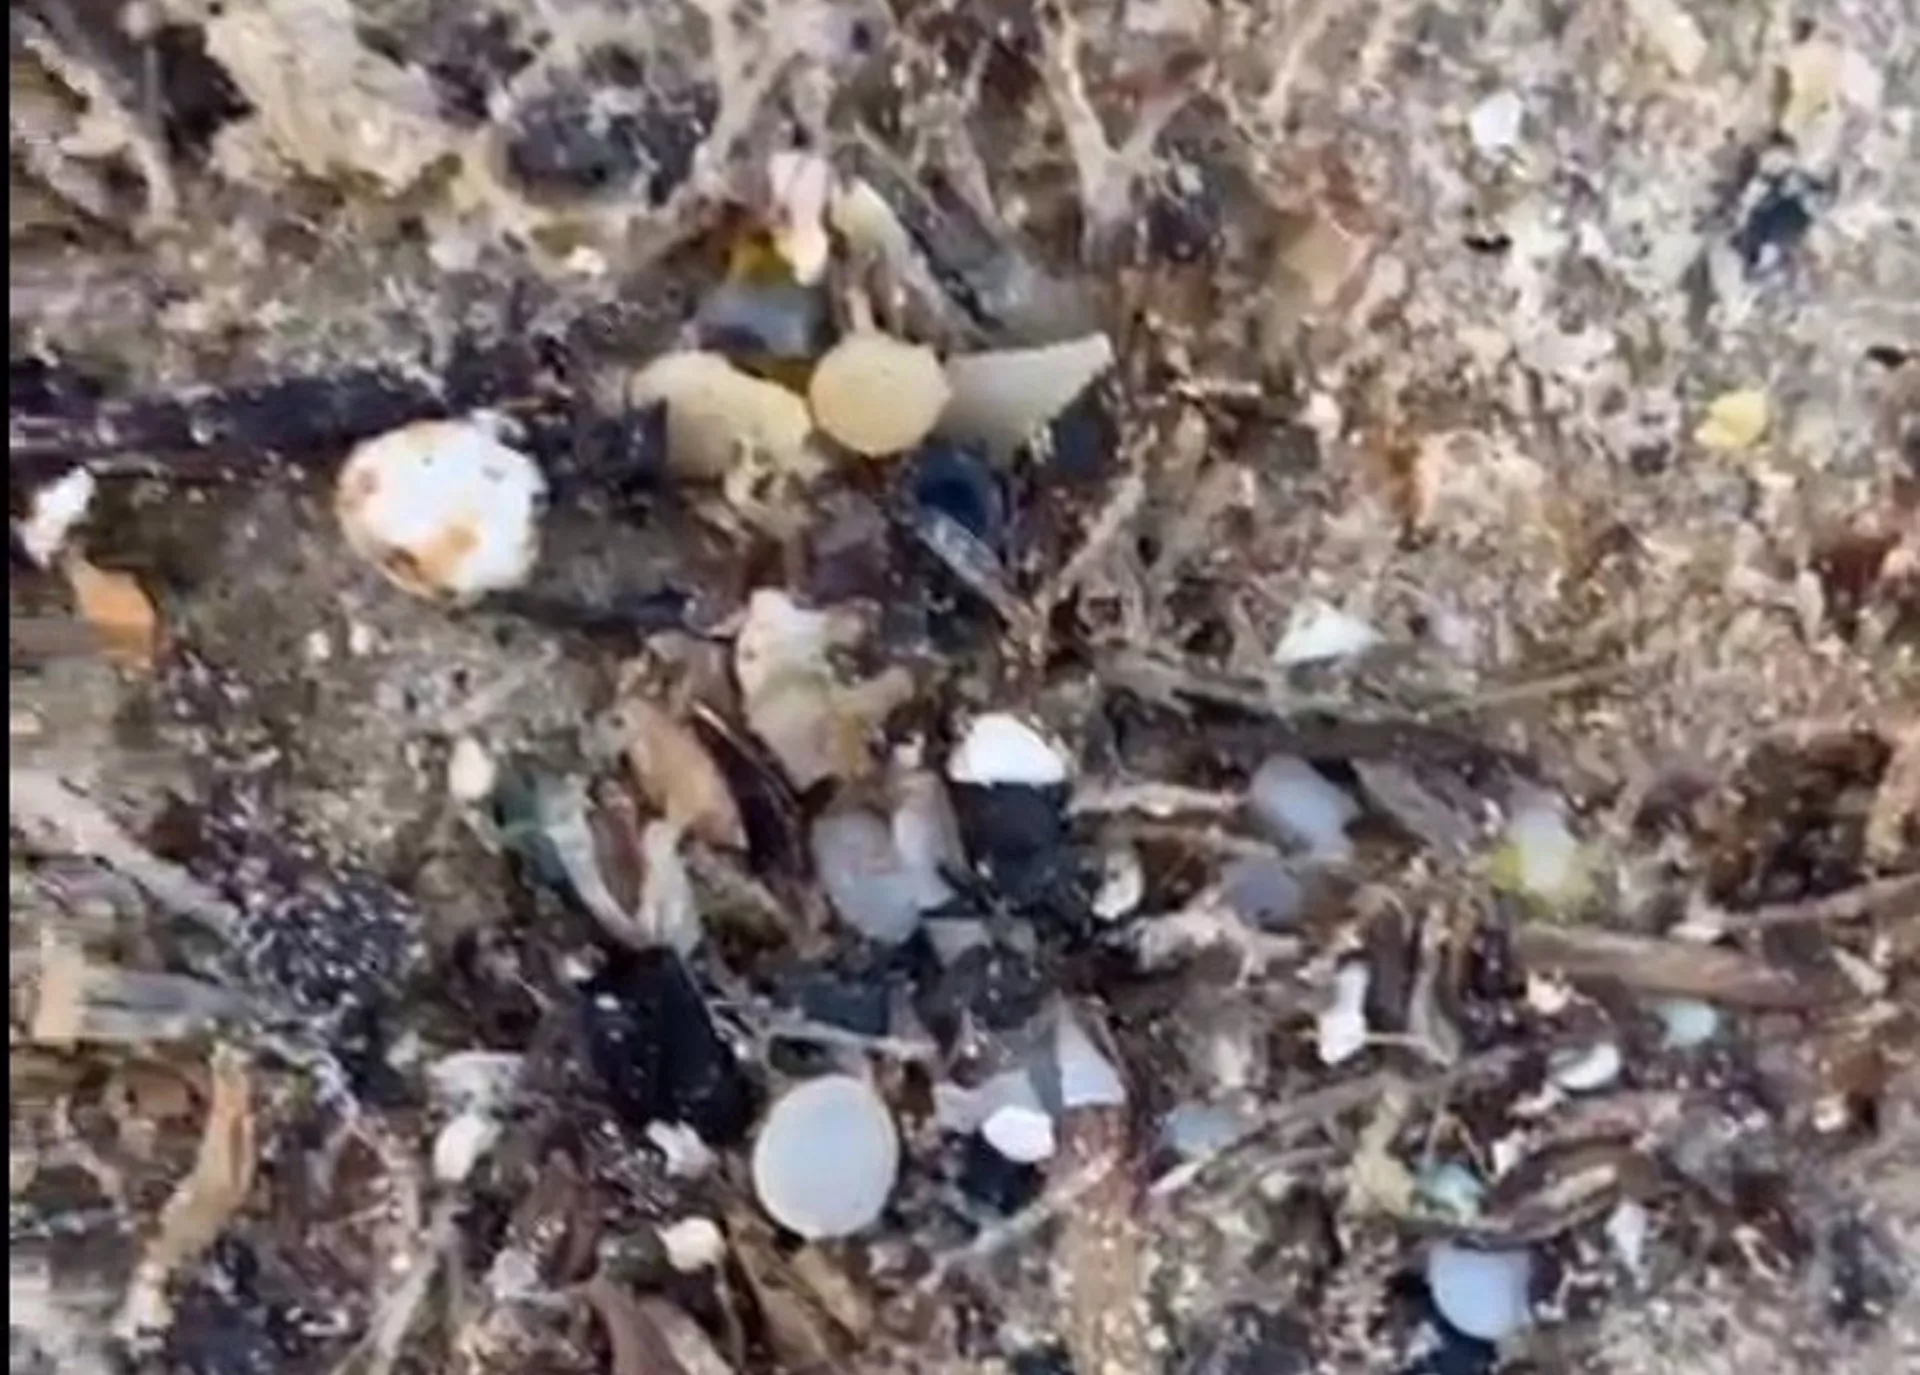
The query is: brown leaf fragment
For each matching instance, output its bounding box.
[116,1045,256,1339]
[62,554,157,669]
[1513,924,1849,1009]
[619,691,748,850]
[586,1277,737,1375]
[1052,1104,1149,1375]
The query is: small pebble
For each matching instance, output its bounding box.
[1418,1161,1488,1222]
[1655,997,1721,1048]
[811,808,923,944]
[1550,1041,1623,1093]
[446,735,497,805]
[1250,756,1358,861]
[1220,854,1307,929]
[1160,1101,1248,1160]
[751,1074,899,1239]
[1425,1242,1534,1342]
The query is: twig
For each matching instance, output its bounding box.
[1719,872,1920,930]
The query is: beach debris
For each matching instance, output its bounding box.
[751,1074,900,1239]
[811,806,926,944]
[809,332,950,457]
[948,713,1072,788]
[1271,599,1383,668]
[581,949,754,1147]
[1693,387,1771,453]
[734,590,914,790]
[937,334,1115,455]
[627,351,818,482]
[1491,789,1593,909]
[445,735,498,805]
[1250,756,1359,862]
[1316,961,1372,1066]
[335,417,545,601]
[1654,998,1722,1049]
[62,556,159,670]
[619,694,748,850]
[15,466,95,567]
[1425,1242,1534,1342]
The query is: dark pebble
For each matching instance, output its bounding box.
[921,942,1048,1039]
[580,948,755,1145]
[505,74,717,204]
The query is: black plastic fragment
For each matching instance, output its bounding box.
[579,948,755,1145]
[949,782,1087,918]
[907,441,1007,548]
[957,1133,1044,1215]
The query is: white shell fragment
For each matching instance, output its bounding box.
[1250,756,1360,861]
[811,808,924,944]
[657,1216,727,1273]
[1092,844,1146,921]
[446,735,498,805]
[972,1069,1056,1164]
[15,467,96,567]
[808,333,951,457]
[1272,599,1383,667]
[752,1074,900,1239]
[1426,1243,1534,1342]
[1316,961,1372,1066]
[627,351,818,481]
[936,333,1115,454]
[947,713,1070,788]
[335,418,546,601]
[432,1108,501,1184]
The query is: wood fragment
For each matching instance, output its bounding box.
[63,555,158,669]
[586,1276,737,1375]
[1721,872,1920,930]
[1514,924,1851,1008]
[116,1046,256,1340]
